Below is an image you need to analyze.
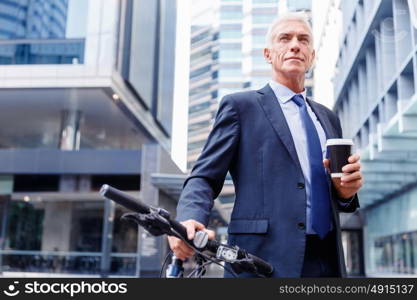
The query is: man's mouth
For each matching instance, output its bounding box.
[285,57,304,61]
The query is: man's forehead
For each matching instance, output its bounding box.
[274,21,312,36]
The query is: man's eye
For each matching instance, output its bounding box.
[280,37,289,41]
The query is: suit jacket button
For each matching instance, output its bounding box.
[297,222,305,230]
[297,182,305,189]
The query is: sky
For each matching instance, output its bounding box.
[171,0,192,172]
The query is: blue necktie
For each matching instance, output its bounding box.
[291,94,331,239]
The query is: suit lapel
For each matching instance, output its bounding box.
[306,97,337,139]
[257,84,302,171]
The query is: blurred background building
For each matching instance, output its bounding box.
[0,0,182,277]
[329,0,417,276]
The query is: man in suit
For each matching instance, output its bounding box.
[168,12,363,277]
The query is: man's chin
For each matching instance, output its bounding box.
[280,68,306,77]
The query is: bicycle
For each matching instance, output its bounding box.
[100,184,274,278]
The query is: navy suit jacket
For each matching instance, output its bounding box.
[176,84,360,277]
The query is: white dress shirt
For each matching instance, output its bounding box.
[268,80,328,235]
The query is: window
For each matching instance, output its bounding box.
[252,14,276,24]
[219,49,242,60]
[0,0,88,65]
[374,231,417,274]
[191,30,210,44]
[189,102,211,115]
[220,30,242,39]
[252,0,276,4]
[190,65,211,78]
[219,68,241,78]
[220,11,243,20]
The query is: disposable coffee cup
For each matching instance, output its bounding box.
[326,139,354,178]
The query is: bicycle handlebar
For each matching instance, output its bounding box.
[100,184,189,240]
[100,184,273,277]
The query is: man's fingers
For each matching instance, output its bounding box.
[169,236,195,258]
[323,159,330,170]
[341,171,362,183]
[342,162,361,173]
[348,153,360,163]
[340,180,363,189]
[176,245,194,257]
[173,247,194,261]
[182,220,205,240]
[205,229,216,240]
[185,225,195,240]
[193,221,206,231]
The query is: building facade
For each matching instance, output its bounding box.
[0,0,68,39]
[188,0,221,169]
[0,0,182,277]
[333,0,417,276]
[0,0,85,65]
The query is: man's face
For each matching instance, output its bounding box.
[264,20,315,77]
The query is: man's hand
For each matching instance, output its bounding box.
[323,153,364,200]
[167,219,215,261]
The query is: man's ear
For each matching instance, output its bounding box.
[263,48,272,64]
[309,49,316,69]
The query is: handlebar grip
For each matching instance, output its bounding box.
[167,218,189,241]
[100,185,189,242]
[100,184,150,214]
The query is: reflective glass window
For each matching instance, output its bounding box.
[0,0,88,65]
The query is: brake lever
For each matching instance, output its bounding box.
[121,212,171,236]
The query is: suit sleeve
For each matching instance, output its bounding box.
[331,112,360,213]
[176,96,240,226]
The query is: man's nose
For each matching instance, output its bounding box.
[289,38,301,52]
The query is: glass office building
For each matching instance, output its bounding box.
[188,0,221,170]
[0,0,182,277]
[333,0,417,276]
[0,0,85,64]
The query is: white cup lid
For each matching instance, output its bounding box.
[326,139,354,146]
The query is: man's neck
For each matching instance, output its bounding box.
[273,73,305,94]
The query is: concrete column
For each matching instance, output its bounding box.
[41,175,78,252]
[379,18,397,87]
[365,47,377,108]
[41,202,73,251]
[136,144,158,277]
[100,199,115,277]
[0,196,11,274]
[0,176,13,274]
[79,175,91,192]
[59,110,81,151]
[385,92,397,120]
[137,143,182,277]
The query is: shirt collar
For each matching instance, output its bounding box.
[268,80,307,104]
